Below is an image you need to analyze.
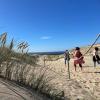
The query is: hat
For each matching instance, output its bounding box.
[75,47,80,50]
[95,47,99,51]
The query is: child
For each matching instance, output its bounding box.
[73,47,85,71]
[93,47,100,67]
[64,50,70,66]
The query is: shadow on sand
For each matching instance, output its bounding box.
[83,71,100,73]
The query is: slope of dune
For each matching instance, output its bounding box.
[0,78,50,100]
[38,44,100,100]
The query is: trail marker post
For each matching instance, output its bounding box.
[67,57,70,79]
[43,56,46,67]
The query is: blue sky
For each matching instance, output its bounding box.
[0,0,100,52]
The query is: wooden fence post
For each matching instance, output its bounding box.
[43,56,46,67]
[67,56,70,79]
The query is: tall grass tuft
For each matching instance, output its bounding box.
[0,33,65,100]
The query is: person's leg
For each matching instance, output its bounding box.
[94,61,96,67]
[79,64,82,71]
[74,64,77,71]
[93,56,96,67]
[65,59,66,66]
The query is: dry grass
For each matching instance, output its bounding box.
[0,33,65,100]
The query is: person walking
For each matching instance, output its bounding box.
[64,50,70,66]
[92,47,100,67]
[73,47,85,71]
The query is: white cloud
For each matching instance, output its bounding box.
[40,36,51,40]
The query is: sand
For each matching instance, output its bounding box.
[38,55,100,100]
[0,78,49,100]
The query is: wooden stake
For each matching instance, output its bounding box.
[67,58,70,79]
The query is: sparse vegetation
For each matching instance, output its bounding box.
[46,55,63,61]
[0,33,65,100]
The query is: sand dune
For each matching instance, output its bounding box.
[38,54,100,100]
[0,78,50,100]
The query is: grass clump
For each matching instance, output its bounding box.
[0,32,66,100]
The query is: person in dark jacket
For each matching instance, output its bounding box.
[92,47,100,67]
[64,50,70,66]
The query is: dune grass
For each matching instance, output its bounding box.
[0,33,65,100]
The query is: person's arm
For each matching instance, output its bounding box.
[94,51,97,59]
[64,53,66,58]
[73,51,76,58]
[80,52,84,59]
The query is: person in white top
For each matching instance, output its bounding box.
[93,47,100,67]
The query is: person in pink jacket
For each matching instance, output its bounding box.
[73,47,85,71]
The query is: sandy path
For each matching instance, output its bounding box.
[0,78,49,100]
[39,56,100,100]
